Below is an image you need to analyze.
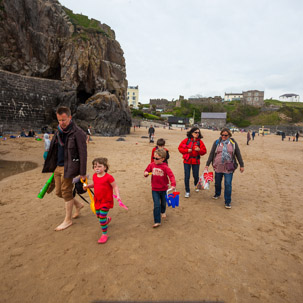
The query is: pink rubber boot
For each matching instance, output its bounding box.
[98,234,108,244]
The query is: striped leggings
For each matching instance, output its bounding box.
[95,208,109,234]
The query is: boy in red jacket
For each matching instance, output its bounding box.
[144,149,176,228]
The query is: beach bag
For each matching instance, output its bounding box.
[199,171,214,190]
[72,176,93,204]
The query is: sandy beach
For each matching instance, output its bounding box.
[0,126,302,303]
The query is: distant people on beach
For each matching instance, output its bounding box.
[281,132,286,141]
[151,138,170,164]
[205,128,244,209]
[295,131,300,142]
[83,157,120,244]
[43,133,51,160]
[144,149,176,228]
[252,131,256,140]
[42,106,87,231]
[148,125,155,143]
[178,127,207,198]
[86,125,92,144]
[20,128,27,137]
[28,129,35,137]
[247,131,251,145]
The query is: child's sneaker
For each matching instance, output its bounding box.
[185,192,190,198]
[98,234,108,244]
[195,188,199,192]
[225,204,232,209]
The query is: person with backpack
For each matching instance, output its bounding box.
[178,127,207,198]
[204,128,244,209]
[150,138,170,164]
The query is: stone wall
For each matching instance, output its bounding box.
[0,70,75,133]
[201,118,226,128]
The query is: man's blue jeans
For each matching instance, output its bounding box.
[214,172,234,205]
[152,190,166,223]
[184,163,200,193]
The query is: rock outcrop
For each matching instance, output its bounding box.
[0,0,131,135]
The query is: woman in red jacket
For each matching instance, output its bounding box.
[178,127,207,198]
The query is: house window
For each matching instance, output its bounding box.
[133,92,135,95]
[255,92,259,96]
[248,93,251,96]
[248,97,251,101]
[255,97,259,101]
[132,97,136,100]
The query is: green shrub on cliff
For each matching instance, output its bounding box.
[63,7,110,37]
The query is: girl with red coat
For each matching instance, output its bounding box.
[178,127,207,198]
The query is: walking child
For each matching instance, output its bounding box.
[144,149,176,228]
[83,157,120,244]
[150,138,170,164]
[43,133,51,160]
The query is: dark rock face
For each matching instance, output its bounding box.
[0,0,131,135]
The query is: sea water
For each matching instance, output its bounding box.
[0,160,38,181]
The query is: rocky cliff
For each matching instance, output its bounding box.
[0,0,131,135]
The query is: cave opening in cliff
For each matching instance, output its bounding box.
[77,83,93,104]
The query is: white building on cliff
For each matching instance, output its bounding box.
[279,94,300,102]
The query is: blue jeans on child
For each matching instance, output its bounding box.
[184,163,200,193]
[214,172,233,206]
[152,190,166,223]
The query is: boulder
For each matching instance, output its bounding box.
[0,0,131,135]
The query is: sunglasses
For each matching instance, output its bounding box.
[221,134,229,137]
[153,157,161,160]
[193,131,200,134]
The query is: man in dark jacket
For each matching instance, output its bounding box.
[43,107,87,231]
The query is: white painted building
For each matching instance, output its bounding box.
[279,94,300,102]
[224,92,243,102]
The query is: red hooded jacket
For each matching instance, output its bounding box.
[178,138,207,165]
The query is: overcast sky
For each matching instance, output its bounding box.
[59,0,303,103]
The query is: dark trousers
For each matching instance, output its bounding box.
[184,163,200,193]
[152,190,166,223]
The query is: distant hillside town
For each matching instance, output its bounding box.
[127,86,301,109]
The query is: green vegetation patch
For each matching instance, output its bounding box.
[250,112,281,125]
[63,7,110,37]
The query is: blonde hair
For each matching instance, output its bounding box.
[155,149,166,159]
[92,157,109,172]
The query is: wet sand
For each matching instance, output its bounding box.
[0,127,302,302]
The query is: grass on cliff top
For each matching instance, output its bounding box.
[63,7,110,37]
[264,99,303,108]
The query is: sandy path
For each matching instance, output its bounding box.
[0,127,302,303]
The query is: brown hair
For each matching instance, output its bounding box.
[92,157,109,172]
[220,128,232,137]
[187,126,203,139]
[155,149,166,159]
[56,106,71,116]
[156,138,166,146]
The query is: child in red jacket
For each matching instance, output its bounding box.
[144,149,176,228]
[150,138,170,164]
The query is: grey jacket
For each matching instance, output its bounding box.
[206,138,244,169]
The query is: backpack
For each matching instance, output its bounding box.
[73,179,94,204]
[185,138,201,160]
